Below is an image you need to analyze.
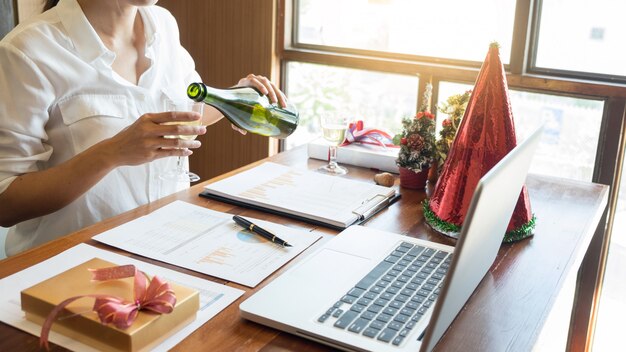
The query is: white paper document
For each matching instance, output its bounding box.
[202,162,397,228]
[0,243,244,352]
[94,200,321,287]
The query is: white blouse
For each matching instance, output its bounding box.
[0,0,201,255]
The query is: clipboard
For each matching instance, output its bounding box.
[198,191,401,231]
[199,162,399,230]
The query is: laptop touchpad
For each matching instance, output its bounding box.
[289,248,372,288]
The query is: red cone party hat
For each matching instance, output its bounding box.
[423,43,535,242]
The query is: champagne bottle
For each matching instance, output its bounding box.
[186,82,299,139]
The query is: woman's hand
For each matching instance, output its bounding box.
[236,73,288,108]
[204,73,288,135]
[100,111,207,167]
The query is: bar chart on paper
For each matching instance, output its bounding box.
[239,170,298,200]
[198,247,235,265]
[93,201,322,287]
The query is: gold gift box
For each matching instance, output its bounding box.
[21,258,199,352]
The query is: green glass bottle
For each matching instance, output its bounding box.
[186,82,299,139]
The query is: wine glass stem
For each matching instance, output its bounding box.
[328,145,338,169]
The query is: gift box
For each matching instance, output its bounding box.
[21,258,199,352]
[307,137,399,173]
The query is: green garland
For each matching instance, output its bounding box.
[502,215,536,243]
[422,199,460,234]
[422,199,536,243]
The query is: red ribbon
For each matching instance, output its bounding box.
[40,265,176,350]
[341,120,398,148]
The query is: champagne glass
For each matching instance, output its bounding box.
[318,114,349,175]
[159,99,204,183]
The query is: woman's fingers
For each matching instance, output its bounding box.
[134,112,206,138]
[242,74,268,95]
[230,124,247,135]
[239,74,288,108]
[255,75,278,104]
[269,81,288,108]
[148,111,202,125]
[158,138,202,150]
[157,147,194,158]
[158,123,206,138]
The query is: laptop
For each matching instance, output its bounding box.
[240,127,543,352]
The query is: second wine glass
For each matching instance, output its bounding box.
[318,114,349,175]
[159,99,204,183]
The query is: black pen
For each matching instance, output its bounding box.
[232,215,292,247]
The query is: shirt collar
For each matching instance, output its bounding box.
[55,0,159,65]
[56,0,111,64]
[139,7,158,48]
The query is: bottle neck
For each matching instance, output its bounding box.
[205,85,262,102]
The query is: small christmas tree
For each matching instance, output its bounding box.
[434,90,471,172]
[393,83,436,173]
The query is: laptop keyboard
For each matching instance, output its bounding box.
[317,241,452,347]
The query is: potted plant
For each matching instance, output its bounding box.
[393,84,436,189]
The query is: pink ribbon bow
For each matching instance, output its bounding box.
[40,264,176,350]
[341,120,398,148]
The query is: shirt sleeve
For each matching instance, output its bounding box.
[0,43,55,194]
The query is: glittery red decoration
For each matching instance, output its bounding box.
[426,43,533,239]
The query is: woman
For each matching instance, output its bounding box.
[0,0,287,255]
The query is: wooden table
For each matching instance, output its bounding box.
[0,146,609,351]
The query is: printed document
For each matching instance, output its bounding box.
[94,200,322,287]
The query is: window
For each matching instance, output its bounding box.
[295,0,517,64]
[436,81,603,181]
[284,62,417,150]
[533,0,626,79]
